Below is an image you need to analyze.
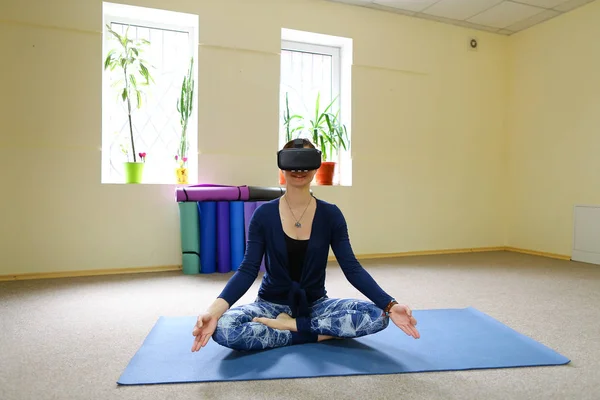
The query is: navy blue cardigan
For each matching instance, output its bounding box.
[218,197,394,318]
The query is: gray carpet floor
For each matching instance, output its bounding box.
[1,251,599,400]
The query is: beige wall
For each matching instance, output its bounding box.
[506,0,600,257]
[0,0,508,275]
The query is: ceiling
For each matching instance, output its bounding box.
[326,0,597,35]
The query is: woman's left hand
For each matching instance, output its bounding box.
[389,304,420,339]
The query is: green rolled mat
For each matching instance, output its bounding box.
[181,253,200,276]
[178,202,201,275]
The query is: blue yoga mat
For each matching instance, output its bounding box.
[229,201,245,272]
[117,307,569,385]
[198,201,217,274]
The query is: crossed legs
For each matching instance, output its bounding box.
[212,297,389,351]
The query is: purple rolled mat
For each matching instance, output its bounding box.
[243,201,257,271]
[243,202,257,242]
[243,201,267,272]
[175,185,250,202]
[216,202,231,273]
[256,201,268,272]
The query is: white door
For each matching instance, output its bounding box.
[572,205,600,265]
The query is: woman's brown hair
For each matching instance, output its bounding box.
[282,138,316,150]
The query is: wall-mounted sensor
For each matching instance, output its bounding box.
[469,38,478,51]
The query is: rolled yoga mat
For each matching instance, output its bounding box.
[176,185,250,202]
[247,186,285,201]
[178,202,200,275]
[243,201,257,240]
[229,201,245,272]
[117,306,570,385]
[242,201,264,272]
[246,186,313,201]
[198,201,217,274]
[216,201,231,273]
[256,201,268,272]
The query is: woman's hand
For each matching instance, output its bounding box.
[191,312,218,352]
[191,298,229,352]
[389,304,420,339]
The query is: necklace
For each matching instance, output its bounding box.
[283,194,312,228]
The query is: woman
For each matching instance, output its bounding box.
[191,139,419,352]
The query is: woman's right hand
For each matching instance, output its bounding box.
[191,312,218,352]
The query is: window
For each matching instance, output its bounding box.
[279,29,353,186]
[101,2,199,184]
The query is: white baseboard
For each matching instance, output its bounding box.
[572,249,600,266]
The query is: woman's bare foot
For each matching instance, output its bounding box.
[318,335,334,342]
[318,335,344,341]
[253,313,298,332]
[253,314,345,342]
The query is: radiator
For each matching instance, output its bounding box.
[572,205,600,265]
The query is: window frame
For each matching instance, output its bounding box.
[101,8,198,184]
[280,39,349,185]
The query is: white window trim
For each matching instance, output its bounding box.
[101,2,199,184]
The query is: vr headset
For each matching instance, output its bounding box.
[277,139,322,171]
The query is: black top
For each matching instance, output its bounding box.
[284,233,309,282]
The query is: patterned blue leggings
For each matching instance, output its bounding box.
[212,297,389,351]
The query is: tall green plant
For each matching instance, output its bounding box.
[176,57,194,167]
[104,24,154,163]
[282,92,304,143]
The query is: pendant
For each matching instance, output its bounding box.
[295,222,302,228]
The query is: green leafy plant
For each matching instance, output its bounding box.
[322,109,349,161]
[306,93,349,162]
[176,57,194,168]
[282,92,349,162]
[104,24,154,163]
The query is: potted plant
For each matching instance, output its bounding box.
[104,24,154,184]
[306,93,349,185]
[119,142,147,183]
[280,92,305,184]
[175,57,194,185]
